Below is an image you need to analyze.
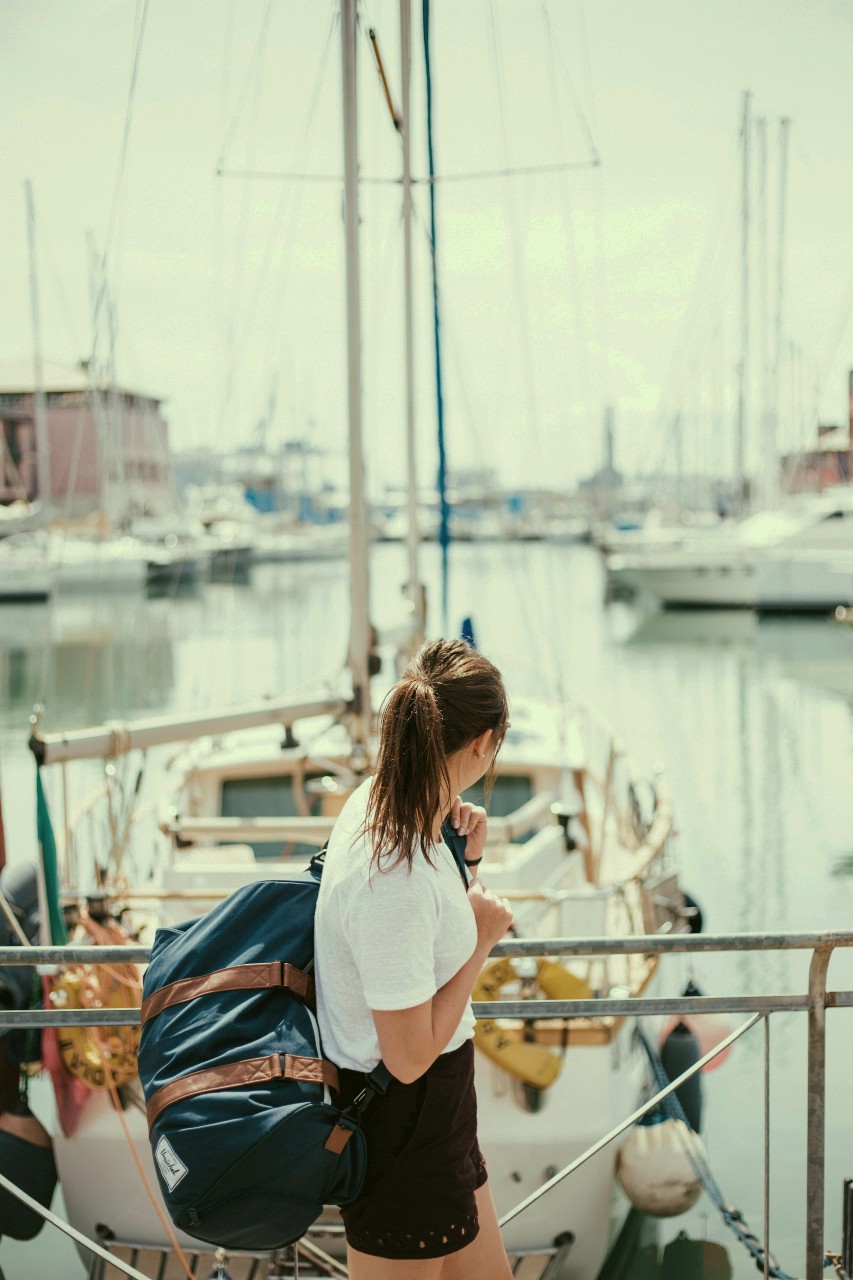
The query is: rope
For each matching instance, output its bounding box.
[408,196,569,696]
[422,0,450,633]
[90,0,150,356]
[0,890,30,947]
[95,1027,197,1280]
[216,0,275,451]
[537,0,595,421]
[487,2,543,457]
[638,1028,802,1279]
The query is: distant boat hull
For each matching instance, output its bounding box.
[608,551,755,609]
[756,550,853,614]
[0,548,52,601]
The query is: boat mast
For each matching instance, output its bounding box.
[757,115,771,508]
[341,0,372,750]
[769,117,790,506]
[400,0,425,642]
[422,0,451,630]
[25,181,52,517]
[87,231,112,530]
[736,91,751,514]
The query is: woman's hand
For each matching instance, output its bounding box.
[466,880,514,949]
[449,796,488,864]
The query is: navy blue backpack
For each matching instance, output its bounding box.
[138,826,470,1251]
[137,852,391,1250]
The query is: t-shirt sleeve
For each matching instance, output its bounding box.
[345,861,440,1011]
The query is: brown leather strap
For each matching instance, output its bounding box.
[324,1124,355,1154]
[140,962,315,1026]
[146,1052,340,1129]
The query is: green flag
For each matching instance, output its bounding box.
[36,768,68,946]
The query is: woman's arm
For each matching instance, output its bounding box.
[371,882,513,1084]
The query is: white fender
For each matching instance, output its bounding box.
[616,1117,705,1217]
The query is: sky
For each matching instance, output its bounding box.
[3,0,853,497]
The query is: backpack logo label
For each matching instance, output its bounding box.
[155,1135,188,1190]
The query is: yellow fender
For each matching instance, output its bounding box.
[472,958,593,1089]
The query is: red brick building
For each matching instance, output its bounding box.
[779,371,853,493]
[0,360,172,521]
[780,425,852,493]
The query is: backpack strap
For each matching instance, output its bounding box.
[146,1051,340,1130]
[440,818,470,889]
[140,961,315,1026]
[324,1060,394,1153]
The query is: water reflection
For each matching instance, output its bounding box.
[0,598,174,729]
[624,609,853,704]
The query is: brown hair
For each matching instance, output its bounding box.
[365,638,508,869]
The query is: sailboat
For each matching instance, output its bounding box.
[7,5,696,1277]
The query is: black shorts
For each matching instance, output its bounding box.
[337,1039,488,1260]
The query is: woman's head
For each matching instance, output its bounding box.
[365,638,509,867]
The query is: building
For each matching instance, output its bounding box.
[0,359,172,522]
[779,371,853,494]
[780,425,852,493]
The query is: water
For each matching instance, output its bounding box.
[2,541,853,1278]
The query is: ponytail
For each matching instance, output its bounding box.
[365,638,508,870]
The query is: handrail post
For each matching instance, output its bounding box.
[764,1014,770,1280]
[807,943,832,1278]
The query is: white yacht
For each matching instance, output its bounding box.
[606,488,853,611]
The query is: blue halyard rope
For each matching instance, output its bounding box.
[422,0,450,631]
[638,1029,813,1277]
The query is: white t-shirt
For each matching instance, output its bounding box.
[315,779,478,1072]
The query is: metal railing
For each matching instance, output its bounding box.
[2,928,852,1279]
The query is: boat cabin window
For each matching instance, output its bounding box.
[221,773,326,859]
[462,773,535,842]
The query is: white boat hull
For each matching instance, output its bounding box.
[0,559,52,600]
[478,1029,646,1275]
[755,549,853,613]
[607,489,853,610]
[607,552,755,608]
[50,555,148,591]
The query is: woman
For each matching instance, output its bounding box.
[315,638,515,1278]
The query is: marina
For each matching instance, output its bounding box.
[2,0,853,1276]
[0,542,852,1278]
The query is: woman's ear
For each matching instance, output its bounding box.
[472,728,494,760]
